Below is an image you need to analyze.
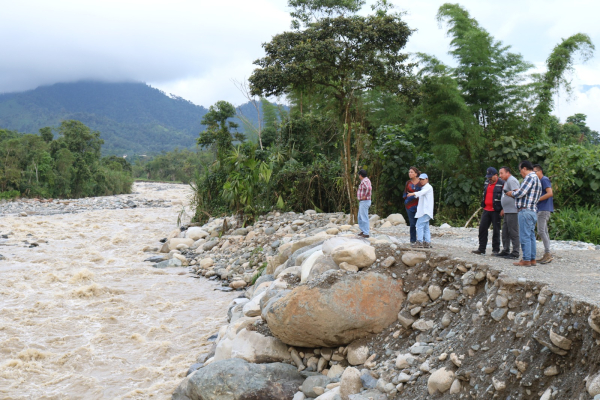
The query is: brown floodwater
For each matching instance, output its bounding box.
[0,183,235,399]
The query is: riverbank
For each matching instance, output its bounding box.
[162,211,600,400]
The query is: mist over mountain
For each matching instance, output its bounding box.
[0,81,264,156]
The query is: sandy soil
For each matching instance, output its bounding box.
[0,183,235,399]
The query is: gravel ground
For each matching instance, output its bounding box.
[376,224,600,306]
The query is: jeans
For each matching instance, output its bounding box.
[478,210,502,253]
[358,200,371,235]
[537,211,551,254]
[406,207,418,243]
[416,214,431,243]
[518,210,537,261]
[502,213,520,256]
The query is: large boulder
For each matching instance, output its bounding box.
[291,236,330,254]
[300,250,324,283]
[186,227,209,240]
[386,214,406,226]
[322,237,364,256]
[331,243,376,268]
[230,328,291,364]
[305,255,339,283]
[264,272,404,347]
[172,358,305,400]
[168,238,195,251]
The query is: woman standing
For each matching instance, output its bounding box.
[403,166,422,244]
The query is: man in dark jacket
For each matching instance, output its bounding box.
[472,167,504,255]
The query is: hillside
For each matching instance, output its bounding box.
[0,81,267,156]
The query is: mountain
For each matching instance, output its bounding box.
[0,81,267,156]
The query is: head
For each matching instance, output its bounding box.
[419,173,429,185]
[408,166,421,179]
[499,166,511,181]
[485,167,499,183]
[518,160,534,178]
[358,169,368,181]
[533,164,544,180]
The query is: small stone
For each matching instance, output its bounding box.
[230,280,247,289]
[450,353,461,367]
[408,290,430,305]
[397,372,411,383]
[549,329,572,350]
[441,312,452,328]
[339,262,359,272]
[588,371,600,396]
[438,353,447,361]
[544,365,559,376]
[491,308,508,321]
[380,256,396,268]
[442,288,458,301]
[401,252,427,267]
[495,296,508,308]
[427,368,454,395]
[449,379,461,394]
[492,377,506,391]
[397,312,415,329]
[346,341,369,365]
[412,319,434,331]
[395,353,415,369]
[428,285,442,300]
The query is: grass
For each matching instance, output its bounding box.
[550,206,600,245]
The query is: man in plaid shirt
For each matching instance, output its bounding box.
[357,169,372,238]
[506,160,542,267]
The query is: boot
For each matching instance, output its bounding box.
[411,241,423,248]
[513,260,531,267]
[537,253,553,264]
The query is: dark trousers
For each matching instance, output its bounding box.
[502,212,520,256]
[478,210,501,253]
[406,207,417,243]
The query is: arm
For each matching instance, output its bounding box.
[508,175,532,198]
[538,187,553,202]
[412,184,433,198]
[402,182,408,199]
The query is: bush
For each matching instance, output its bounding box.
[0,190,20,200]
[549,206,600,245]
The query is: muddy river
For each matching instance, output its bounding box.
[0,183,235,399]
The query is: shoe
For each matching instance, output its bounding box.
[513,260,531,267]
[362,235,369,238]
[537,253,553,264]
[411,241,423,248]
[471,249,485,255]
[493,251,510,257]
[503,253,519,259]
[530,260,536,266]
[423,242,432,248]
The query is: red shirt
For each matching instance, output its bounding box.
[357,177,372,200]
[484,181,495,211]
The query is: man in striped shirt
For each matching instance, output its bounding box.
[357,169,372,238]
[506,160,542,267]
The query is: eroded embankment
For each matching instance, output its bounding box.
[166,210,600,400]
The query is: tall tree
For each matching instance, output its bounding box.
[249,9,414,219]
[197,101,245,161]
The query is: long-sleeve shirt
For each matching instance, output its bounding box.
[403,180,421,209]
[357,177,372,200]
[414,183,434,219]
[511,172,542,211]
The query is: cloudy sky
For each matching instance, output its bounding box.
[2,0,599,129]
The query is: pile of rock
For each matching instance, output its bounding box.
[147,210,600,400]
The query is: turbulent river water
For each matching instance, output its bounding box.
[0,183,235,399]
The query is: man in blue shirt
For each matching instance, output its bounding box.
[534,164,554,264]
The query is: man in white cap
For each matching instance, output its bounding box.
[406,173,434,248]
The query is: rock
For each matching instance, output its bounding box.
[380,221,392,228]
[491,308,508,321]
[292,219,306,225]
[401,252,426,267]
[322,237,364,255]
[314,386,340,400]
[300,250,325,282]
[427,368,455,395]
[290,348,305,371]
[199,258,214,269]
[386,214,406,226]
[172,358,304,400]
[439,223,451,229]
[412,319,434,331]
[264,272,404,347]
[589,309,600,334]
[277,266,302,278]
[186,227,209,240]
[305,254,340,283]
[154,258,182,268]
[397,312,415,329]
[549,329,572,350]
[230,280,247,289]
[450,353,461,367]
[396,372,411,383]
[395,353,415,369]
[232,228,248,236]
[202,240,219,251]
[339,262,359,272]
[326,228,340,235]
[428,285,441,300]
[305,209,317,215]
[495,295,508,308]
[144,255,166,263]
[492,377,506,391]
[302,375,333,398]
[291,236,329,254]
[168,238,194,251]
[441,288,458,301]
[544,365,559,376]
[587,372,600,396]
[243,292,266,317]
[190,239,206,250]
[540,388,552,400]
[327,364,345,379]
[346,341,369,365]
[340,367,362,400]
[187,363,204,376]
[350,389,386,400]
[408,290,430,304]
[245,231,257,241]
[380,256,396,268]
[331,243,376,268]
[230,328,290,363]
[254,274,275,289]
[449,379,461,394]
[293,392,306,400]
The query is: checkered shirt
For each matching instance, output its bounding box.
[511,172,542,211]
[357,177,372,201]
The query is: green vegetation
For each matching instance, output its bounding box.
[187,0,599,243]
[550,206,600,245]
[0,121,132,198]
